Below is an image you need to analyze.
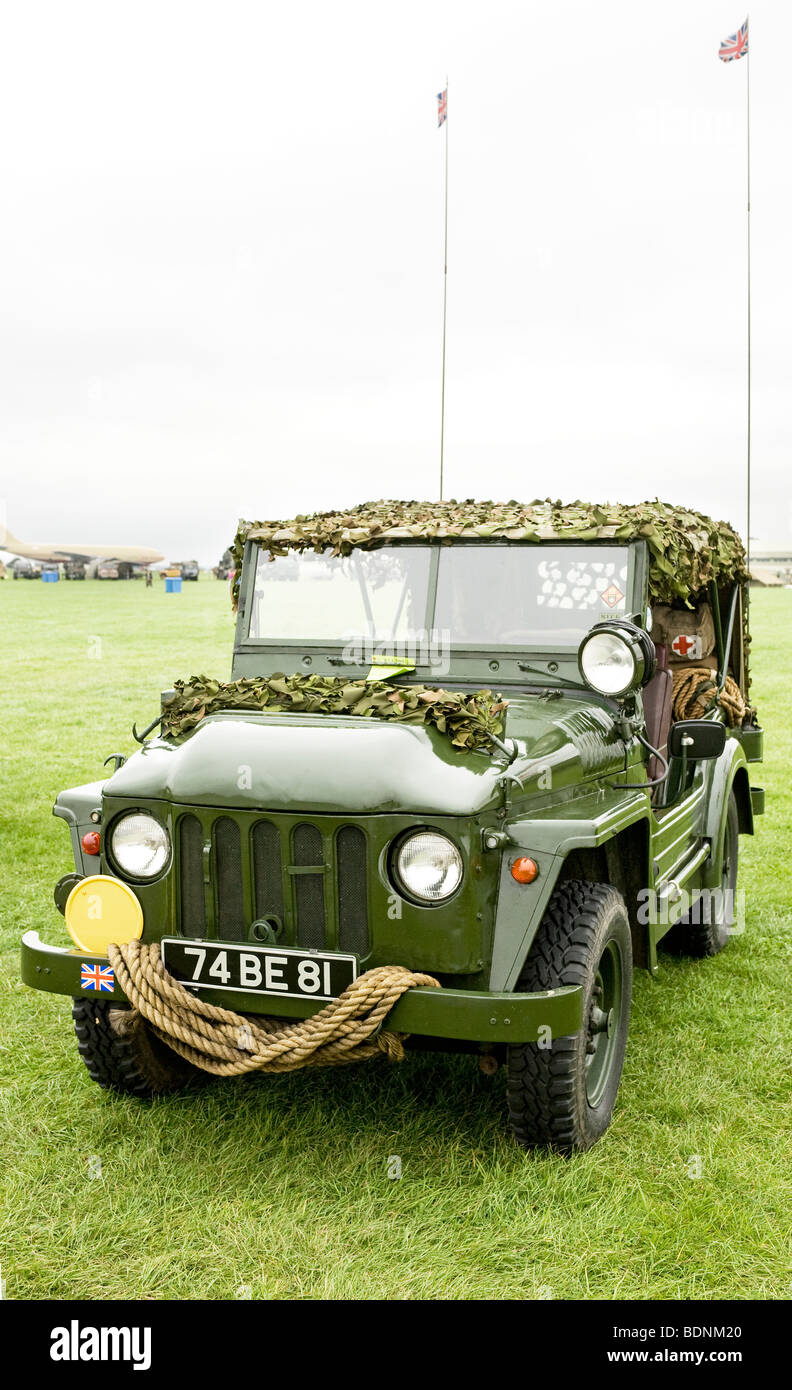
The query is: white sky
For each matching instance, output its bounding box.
[0,1,788,564]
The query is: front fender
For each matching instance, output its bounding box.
[53,780,107,874]
[489,788,650,992]
[701,736,753,885]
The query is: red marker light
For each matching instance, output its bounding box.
[510,856,538,884]
[81,831,101,856]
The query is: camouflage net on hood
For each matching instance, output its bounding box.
[229,499,748,609]
[161,675,509,753]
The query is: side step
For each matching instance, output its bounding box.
[656,841,711,908]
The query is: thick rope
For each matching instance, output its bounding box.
[107,940,439,1076]
[671,666,746,726]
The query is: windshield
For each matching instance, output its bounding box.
[247,542,633,654]
[248,546,432,643]
[434,544,631,646]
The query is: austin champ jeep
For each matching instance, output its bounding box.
[21,500,765,1151]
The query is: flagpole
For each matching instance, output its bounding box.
[746,25,751,578]
[439,77,448,501]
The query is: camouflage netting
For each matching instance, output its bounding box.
[229,498,748,609]
[161,675,509,753]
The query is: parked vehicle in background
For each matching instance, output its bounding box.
[64,561,87,580]
[214,548,233,580]
[10,556,42,579]
[178,560,200,581]
[96,560,137,580]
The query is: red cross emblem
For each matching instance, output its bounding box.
[671,633,700,658]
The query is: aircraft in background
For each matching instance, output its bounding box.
[0,522,164,572]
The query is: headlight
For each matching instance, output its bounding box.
[578,621,655,697]
[110,812,170,879]
[392,831,463,904]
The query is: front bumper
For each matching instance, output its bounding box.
[21,931,583,1044]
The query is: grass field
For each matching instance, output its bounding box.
[1,576,790,1301]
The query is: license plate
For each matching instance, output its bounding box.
[160,938,357,1001]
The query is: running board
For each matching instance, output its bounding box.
[656,841,711,906]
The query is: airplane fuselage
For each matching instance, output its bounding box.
[1,528,164,566]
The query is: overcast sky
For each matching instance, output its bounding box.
[0,1,788,565]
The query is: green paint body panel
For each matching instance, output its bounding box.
[21,539,764,1052]
[53,780,106,876]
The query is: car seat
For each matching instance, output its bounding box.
[642,642,673,793]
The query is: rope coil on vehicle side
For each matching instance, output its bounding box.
[671,667,746,725]
[107,940,439,1077]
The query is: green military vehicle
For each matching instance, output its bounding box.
[21,500,764,1151]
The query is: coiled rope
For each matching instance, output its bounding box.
[107,939,439,1076]
[671,666,746,726]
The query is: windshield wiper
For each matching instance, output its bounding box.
[516,660,586,690]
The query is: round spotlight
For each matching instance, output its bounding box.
[578,621,655,698]
[65,874,144,953]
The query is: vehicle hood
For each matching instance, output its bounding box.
[104,697,624,817]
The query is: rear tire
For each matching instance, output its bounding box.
[72,997,200,1097]
[662,791,739,958]
[506,881,632,1153]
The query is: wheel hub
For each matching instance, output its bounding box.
[584,945,623,1105]
[589,1003,614,1037]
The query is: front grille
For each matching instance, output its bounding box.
[336,826,369,955]
[179,814,206,939]
[292,823,326,949]
[252,819,284,922]
[177,813,370,958]
[215,817,244,940]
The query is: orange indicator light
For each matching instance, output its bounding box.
[510,856,538,884]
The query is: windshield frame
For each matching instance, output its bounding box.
[232,537,648,686]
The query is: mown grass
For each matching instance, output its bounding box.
[0,577,790,1300]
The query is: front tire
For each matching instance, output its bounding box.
[506,881,632,1153]
[72,997,200,1097]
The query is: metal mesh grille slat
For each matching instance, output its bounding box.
[214,816,244,941]
[336,826,369,957]
[252,820,284,921]
[292,823,326,949]
[179,815,206,939]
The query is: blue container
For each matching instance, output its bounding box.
[165,577,182,594]
[42,570,59,583]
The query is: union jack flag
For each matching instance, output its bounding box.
[719,19,748,62]
[437,89,447,126]
[80,961,114,992]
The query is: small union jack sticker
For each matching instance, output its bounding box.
[437,89,447,126]
[80,962,115,992]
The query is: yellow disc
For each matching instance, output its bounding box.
[65,874,144,954]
